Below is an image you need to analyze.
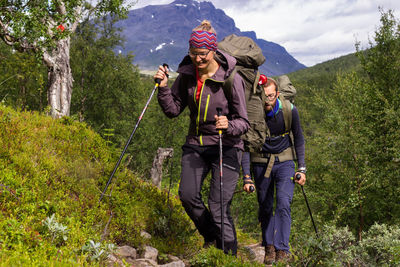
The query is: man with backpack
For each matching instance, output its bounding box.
[241,75,306,265]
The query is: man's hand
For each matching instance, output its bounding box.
[243,177,255,193]
[295,172,306,186]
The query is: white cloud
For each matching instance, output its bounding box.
[133,0,400,66]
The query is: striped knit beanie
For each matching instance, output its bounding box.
[189,30,218,51]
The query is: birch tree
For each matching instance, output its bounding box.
[0,0,131,118]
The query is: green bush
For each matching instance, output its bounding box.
[358,223,400,266]
[0,104,201,264]
[291,223,400,266]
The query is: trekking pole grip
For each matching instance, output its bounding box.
[296,173,302,180]
[216,107,222,116]
[154,63,169,85]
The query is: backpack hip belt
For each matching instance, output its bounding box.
[250,146,295,178]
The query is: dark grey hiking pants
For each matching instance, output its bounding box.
[178,144,241,255]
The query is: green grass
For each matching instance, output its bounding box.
[0,104,201,265]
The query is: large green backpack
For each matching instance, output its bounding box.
[218,35,298,153]
[218,34,267,152]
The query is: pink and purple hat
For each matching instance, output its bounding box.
[189,30,218,51]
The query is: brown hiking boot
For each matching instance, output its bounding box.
[276,250,292,264]
[264,245,276,265]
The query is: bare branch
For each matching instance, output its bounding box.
[71,5,83,32]
[43,50,55,67]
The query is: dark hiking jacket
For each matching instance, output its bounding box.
[157,50,249,149]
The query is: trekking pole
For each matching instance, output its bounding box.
[216,107,225,251]
[295,174,319,237]
[234,185,255,194]
[99,64,169,203]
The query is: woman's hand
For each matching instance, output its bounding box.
[153,65,169,87]
[214,115,229,130]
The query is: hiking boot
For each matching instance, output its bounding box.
[275,250,292,264]
[264,245,276,265]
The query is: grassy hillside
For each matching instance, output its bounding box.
[288,52,361,89]
[0,104,265,266]
[0,104,202,265]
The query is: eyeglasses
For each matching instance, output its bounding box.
[188,50,211,59]
[265,93,277,100]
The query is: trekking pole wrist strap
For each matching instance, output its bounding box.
[243,176,254,184]
[297,167,307,174]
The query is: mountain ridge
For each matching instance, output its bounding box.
[117,0,305,76]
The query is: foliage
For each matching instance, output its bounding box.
[0,42,47,111]
[43,214,70,246]
[358,223,400,266]
[230,181,259,237]
[286,8,400,240]
[0,0,132,118]
[0,104,201,265]
[291,223,400,266]
[70,16,139,129]
[81,239,115,262]
[1,5,400,267]
[0,0,130,53]
[70,18,189,188]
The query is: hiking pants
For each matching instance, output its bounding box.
[253,160,295,252]
[178,144,241,255]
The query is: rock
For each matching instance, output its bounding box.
[140,230,152,239]
[158,260,185,267]
[142,245,159,261]
[116,245,137,259]
[167,255,180,262]
[106,254,124,267]
[243,243,265,264]
[114,245,137,264]
[131,258,158,267]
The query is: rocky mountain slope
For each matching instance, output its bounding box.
[116,0,305,75]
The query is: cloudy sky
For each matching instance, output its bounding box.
[132,0,400,66]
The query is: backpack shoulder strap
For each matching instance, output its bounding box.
[222,67,237,103]
[279,96,292,133]
[279,95,297,161]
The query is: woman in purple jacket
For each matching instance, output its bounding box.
[154,20,249,255]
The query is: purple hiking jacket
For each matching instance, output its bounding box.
[157,50,249,150]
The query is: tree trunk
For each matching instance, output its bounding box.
[150,148,174,188]
[44,37,73,118]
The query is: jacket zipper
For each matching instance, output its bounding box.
[204,94,210,122]
[195,78,223,146]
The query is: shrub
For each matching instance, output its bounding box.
[291,223,400,266]
[358,223,400,266]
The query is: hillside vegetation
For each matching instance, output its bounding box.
[0,105,201,265]
[0,7,400,267]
